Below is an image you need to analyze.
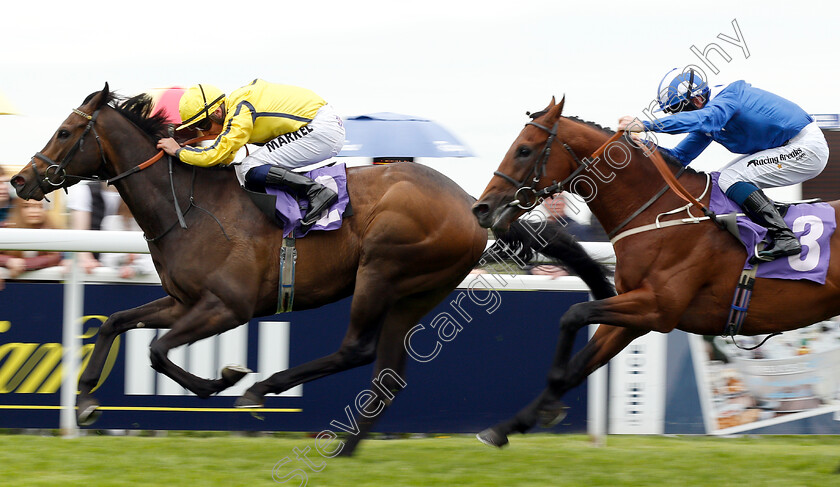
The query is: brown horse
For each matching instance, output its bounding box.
[11,85,613,455]
[471,97,840,447]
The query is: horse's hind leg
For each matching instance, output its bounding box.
[76,296,186,425]
[235,276,394,408]
[336,289,452,457]
[147,292,253,398]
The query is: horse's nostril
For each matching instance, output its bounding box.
[11,175,25,189]
[472,203,489,217]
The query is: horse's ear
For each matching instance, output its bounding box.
[88,82,110,109]
[545,95,565,120]
[97,82,110,108]
[543,96,557,112]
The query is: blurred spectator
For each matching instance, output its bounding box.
[99,200,155,279]
[527,192,609,279]
[0,165,13,227]
[541,192,608,242]
[64,181,122,273]
[0,199,63,289]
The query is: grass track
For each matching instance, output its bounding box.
[1,433,838,486]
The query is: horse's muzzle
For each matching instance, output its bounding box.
[472,199,519,234]
[11,172,43,201]
[472,201,494,228]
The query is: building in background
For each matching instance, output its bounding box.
[803,114,840,201]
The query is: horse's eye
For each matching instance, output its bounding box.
[57,129,71,139]
[516,146,532,158]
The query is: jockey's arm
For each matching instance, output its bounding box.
[172,103,254,167]
[664,132,713,166]
[643,89,740,135]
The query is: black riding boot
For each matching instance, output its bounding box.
[265,166,338,226]
[741,189,801,262]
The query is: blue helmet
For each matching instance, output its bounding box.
[656,68,711,113]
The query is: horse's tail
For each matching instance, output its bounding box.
[491,220,616,300]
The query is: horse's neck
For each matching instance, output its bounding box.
[105,130,195,239]
[563,122,700,234]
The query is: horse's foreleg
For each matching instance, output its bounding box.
[76,296,186,426]
[148,293,251,399]
[480,289,663,447]
[478,325,643,447]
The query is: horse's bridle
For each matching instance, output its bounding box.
[493,119,621,210]
[29,105,214,191]
[495,116,719,240]
[30,108,108,189]
[26,105,225,239]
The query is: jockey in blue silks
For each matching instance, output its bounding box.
[619,69,829,262]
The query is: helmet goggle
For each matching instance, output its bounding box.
[179,84,224,130]
[656,68,710,114]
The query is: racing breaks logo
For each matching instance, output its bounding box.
[265,125,315,152]
[747,147,805,169]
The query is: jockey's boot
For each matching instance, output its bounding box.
[265,166,338,226]
[741,188,801,262]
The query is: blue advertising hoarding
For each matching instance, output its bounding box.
[0,280,591,433]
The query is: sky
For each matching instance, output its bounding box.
[1,0,837,201]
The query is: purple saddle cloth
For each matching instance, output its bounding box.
[266,163,350,238]
[709,172,835,284]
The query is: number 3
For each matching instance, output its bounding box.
[788,215,823,272]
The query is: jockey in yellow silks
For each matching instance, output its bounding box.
[157,79,345,226]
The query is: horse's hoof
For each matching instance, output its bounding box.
[234,391,264,409]
[537,401,569,428]
[221,365,252,386]
[476,428,508,448]
[335,446,356,458]
[77,398,102,426]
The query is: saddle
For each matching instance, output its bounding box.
[242,163,352,313]
[243,163,352,238]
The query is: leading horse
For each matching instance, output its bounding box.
[11,85,613,455]
[472,97,840,447]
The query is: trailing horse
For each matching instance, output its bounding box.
[472,96,840,447]
[11,85,612,455]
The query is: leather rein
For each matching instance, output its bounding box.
[28,106,221,241]
[493,119,719,238]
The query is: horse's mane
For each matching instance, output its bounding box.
[82,89,172,139]
[115,94,172,138]
[528,109,693,172]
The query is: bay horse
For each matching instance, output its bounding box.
[10,85,613,455]
[471,96,840,447]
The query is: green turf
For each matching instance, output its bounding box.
[0,433,838,486]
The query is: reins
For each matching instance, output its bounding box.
[29,104,228,241]
[494,125,626,211]
[510,116,775,348]
[107,134,217,185]
[497,118,723,239]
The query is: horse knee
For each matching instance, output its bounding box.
[559,302,589,334]
[339,341,377,367]
[97,320,116,338]
[98,311,139,338]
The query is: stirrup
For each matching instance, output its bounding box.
[301,191,337,226]
[750,241,774,265]
[750,239,801,264]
